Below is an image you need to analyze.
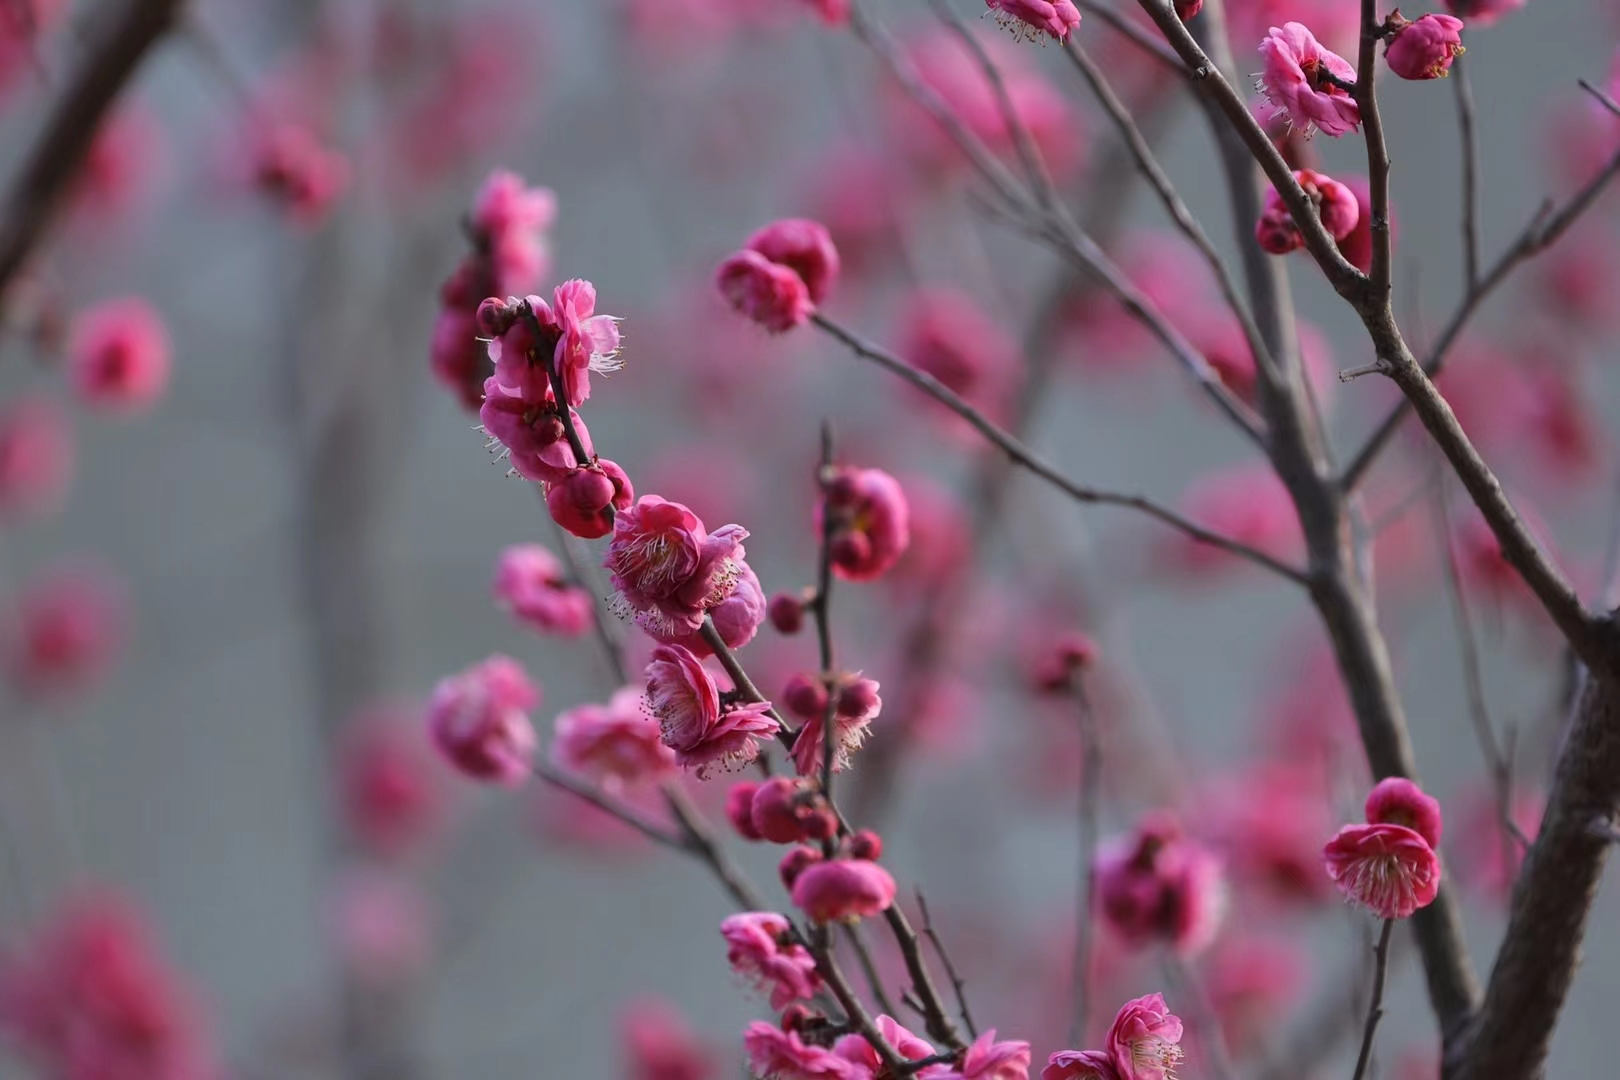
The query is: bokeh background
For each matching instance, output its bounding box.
[1,0,1619,1075]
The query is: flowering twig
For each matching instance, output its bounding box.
[915,891,978,1041]
[810,312,1310,585]
[0,0,186,306]
[813,423,839,807]
[812,938,908,1071]
[1350,919,1396,1080]
[528,761,685,850]
[1352,0,1394,300]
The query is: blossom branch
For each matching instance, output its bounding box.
[1350,919,1396,1080]
[1352,0,1394,300]
[809,312,1309,584]
[1343,132,1620,488]
[915,891,978,1041]
[529,761,686,850]
[811,939,908,1071]
[843,924,898,1019]
[0,0,186,305]
[812,423,839,805]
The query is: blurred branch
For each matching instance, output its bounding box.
[916,891,978,1040]
[1453,57,1481,289]
[0,0,185,306]
[1068,675,1101,1044]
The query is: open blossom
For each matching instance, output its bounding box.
[493,544,594,637]
[791,857,897,923]
[0,397,72,521]
[67,297,171,414]
[746,219,840,306]
[471,170,556,296]
[1096,812,1227,955]
[1106,994,1184,1080]
[1043,1050,1119,1080]
[745,1021,870,1079]
[4,563,126,700]
[716,249,814,333]
[478,376,592,483]
[644,644,778,776]
[426,655,538,786]
[491,280,623,408]
[1385,13,1464,80]
[833,1015,937,1072]
[1324,822,1441,918]
[820,467,911,581]
[788,675,881,776]
[650,560,766,655]
[1257,22,1360,137]
[607,496,749,635]
[720,912,822,1008]
[0,893,218,1080]
[1255,169,1359,254]
[985,0,1080,41]
[1364,777,1443,848]
[934,1031,1032,1080]
[552,687,677,790]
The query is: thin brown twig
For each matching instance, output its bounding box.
[810,312,1310,585]
[1353,0,1393,301]
[812,938,908,1071]
[1454,57,1481,289]
[915,891,978,1040]
[530,761,687,849]
[1350,919,1396,1080]
[843,924,899,1019]
[813,422,839,808]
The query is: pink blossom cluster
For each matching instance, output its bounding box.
[716,218,840,333]
[1323,777,1444,919]
[425,654,539,786]
[1044,994,1184,1080]
[1095,811,1227,955]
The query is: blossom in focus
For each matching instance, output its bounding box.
[493,543,594,637]
[644,644,779,777]
[786,674,881,776]
[985,0,1081,42]
[1256,22,1360,137]
[791,857,898,923]
[744,1021,869,1079]
[1095,811,1227,955]
[720,912,822,1008]
[820,466,911,581]
[3,562,126,700]
[490,280,623,408]
[648,560,766,656]
[1364,777,1443,848]
[1323,822,1441,919]
[1384,13,1464,80]
[547,460,635,540]
[551,686,677,791]
[606,496,749,636]
[67,297,172,414]
[1106,994,1184,1080]
[0,397,72,522]
[0,892,218,1080]
[425,654,538,786]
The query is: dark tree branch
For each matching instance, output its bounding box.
[1352,0,1393,301]
[0,0,186,304]
[1350,919,1396,1080]
[916,891,978,1041]
[1454,58,1481,289]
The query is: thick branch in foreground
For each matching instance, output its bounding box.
[1455,668,1620,1080]
[809,313,1309,585]
[0,0,186,302]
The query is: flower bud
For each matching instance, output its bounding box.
[1385,13,1464,81]
[779,845,823,889]
[726,781,765,840]
[767,592,806,635]
[848,829,883,861]
[781,673,829,722]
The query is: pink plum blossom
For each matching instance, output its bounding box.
[791,857,898,923]
[493,543,594,636]
[477,377,591,483]
[607,496,749,635]
[1095,812,1227,955]
[621,996,719,1080]
[789,675,881,776]
[1257,22,1360,137]
[934,1031,1033,1079]
[820,466,911,581]
[547,461,635,540]
[985,0,1081,41]
[716,249,814,333]
[1106,994,1184,1080]
[1385,14,1464,81]
[426,654,539,786]
[1323,822,1441,919]
[832,1014,938,1072]
[1364,777,1443,848]
[471,170,557,296]
[249,119,350,223]
[897,287,1020,431]
[1255,168,1359,253]
[746,219,841,305]
[651,560,766,656]
[750,776,836,843]
[67,297,171,414]
[744,1021,871,1079]
[1042,1050,1120,1080]
[644,644,778,777]
[551,687,677,790]
[492,281,623,408]
[0,397,72,522]
[720,912,822,1008]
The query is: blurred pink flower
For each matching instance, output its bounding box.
[896,287,1020,433]
[1163,466,1300,580]
[4,561,126,700]
[425,654,538,786]
[716,249,815,333]
[1096,812,1227,955]
[328,869,432,987]
[551,686,677,790]
[820,466,911,582]
[1042,1050,1119,1080]
[750,776,836,844]
[621,996,719,1080]
[720,912,822,1008]
[338,712,444,858]
[249,119,349,223]
[1442,0,1524,27]
[0,397,72,522]
[935,1030,1033,1079]
[493,543,594,637]
[747,219,841,306]
[471,170,557,297]
[67,297,171,414]
[745,1021,870,1079]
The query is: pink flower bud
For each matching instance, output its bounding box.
[984,0,1081,41]
[778,845,823,889]
[744,218,840,305]
[426,655,538,786]
[476,296,520,337]
[1031,631,1098,694]
[726,781,765,840]
[819,466,910,581]
[848,830,882,861]
[1364,777,1443,848]
[768,592,806,635]
[547,460,633,540]
[1174,0,1201,17]
[751,777,835,844]
[1322,822,1441,919]
[790,857,897,923]
[66,297,171,414]
[1384,14,1464,81]
[1255,201,1304,255]
[835,677,880,720]
[782,672,829,721]
[715,249,813,334]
